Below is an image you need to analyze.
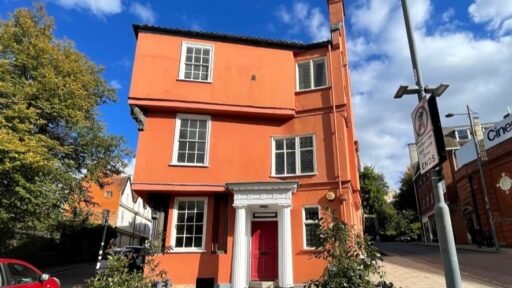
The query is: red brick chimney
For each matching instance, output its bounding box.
[327,0,345,46]
[327,0,345,26]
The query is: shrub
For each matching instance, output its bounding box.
[87,250,167,288]
[306,209,395,288]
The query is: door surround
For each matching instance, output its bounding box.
[227,181,297,288]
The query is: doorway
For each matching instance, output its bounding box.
[250,221,278,281]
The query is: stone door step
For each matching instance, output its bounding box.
[249,281,275,288]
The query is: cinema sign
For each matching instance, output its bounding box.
[484,117,512,149]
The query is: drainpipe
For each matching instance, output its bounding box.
[327,44,346,222]
[337,20,356,225]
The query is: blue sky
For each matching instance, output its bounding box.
[1,0,511,188]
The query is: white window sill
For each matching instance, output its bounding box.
[170,163,209,168]
[295,86,330,93]
[177,78,213,84]
[271,172,317,178]
[167,249,207,254]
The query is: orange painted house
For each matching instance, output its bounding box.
[84,176,153,247]
[128,1,362,287]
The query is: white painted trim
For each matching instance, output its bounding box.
[271,134,317,177]
[227,182,297,207]
[302,205,321,249]
[178,41,215,83]
[295,57,328,91]
[170,197,208,252]
[171,113,212,166]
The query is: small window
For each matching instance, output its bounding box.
[172,114,211,166]
[172,198,207,251]
[179,42,214,82]
[297,58,327,91]
[104,190,113,198]
[7,263,39,285]
[456,129,470,140]
[272,135,316,176]
[303,206,320,249]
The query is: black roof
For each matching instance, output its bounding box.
[133,24,330,50]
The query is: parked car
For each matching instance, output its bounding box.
[0,258,60,288]
[123,246,146,271]
[397,235,413,243]
[98,247,133,272]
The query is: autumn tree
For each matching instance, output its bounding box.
[0,5,129,247]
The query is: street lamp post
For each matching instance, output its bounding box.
[446,106,500,251]
[395,1,462,287]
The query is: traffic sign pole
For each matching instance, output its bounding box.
[400,0,463,287]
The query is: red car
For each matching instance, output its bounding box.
[0,258,60,288]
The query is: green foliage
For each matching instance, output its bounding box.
[360,165,420,240]
[394,166,417,214]
[360,166,390,216]
[360,165,395,233]
[0,4,130,247]
[306,209,395,288]
[380,210,421,239]
[56,219,118,263]
[87,252,167,288]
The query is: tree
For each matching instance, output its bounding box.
[360,165,390,215]
[360,165,395,232]
[0,5,130,247]
[393,165,417,214]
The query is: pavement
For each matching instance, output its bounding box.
[377,242,512,288]
[43,262,96,288]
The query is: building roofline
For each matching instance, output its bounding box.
[132,24,330,50]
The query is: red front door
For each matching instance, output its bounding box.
[251,221,278,281]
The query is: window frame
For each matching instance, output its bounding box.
[178,41,215,83]
[455,128,470,141]
[170,197,208,253]
[271,134,317,177]
[5,263,39,285]
[171,113,212,167]
[302,205,321,250]
[104,190,113,198]
[295,57,328,92]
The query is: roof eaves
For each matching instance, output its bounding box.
[132,24,330,50]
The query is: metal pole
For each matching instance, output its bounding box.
[466,105,499,251]
[400,0,425,101]
[95,214,109,272]
[400,0,462,286]
[411,170,425,242]
[434,181,463,288]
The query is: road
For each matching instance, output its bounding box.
[377,242,512,288]
[44,262,96,288]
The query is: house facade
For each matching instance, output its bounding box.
[86,176,153,247]
[128,1,362,287]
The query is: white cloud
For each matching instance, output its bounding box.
[123,158,136,178]
[109,80,122,90]
[442,8,455,23]
[469,0,512,34]
[53,0,122,17]
[347,0,512,188]
[130,2,157,24]
[275,2,330,42]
